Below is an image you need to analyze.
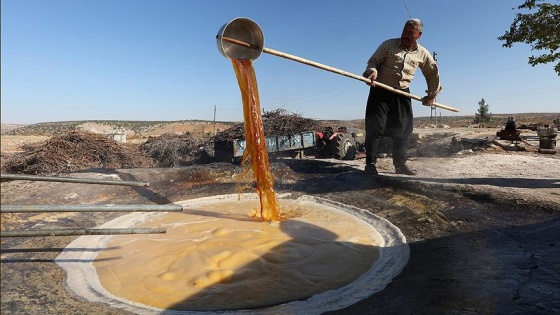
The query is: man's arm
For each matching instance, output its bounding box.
[362,40,390,85]
[419,50,442,105]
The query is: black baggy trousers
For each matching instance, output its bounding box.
[365,86,413,167]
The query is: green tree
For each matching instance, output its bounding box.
[474,98,492,124]
[498,0,560,75]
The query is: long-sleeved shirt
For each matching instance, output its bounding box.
[365,38,442,97]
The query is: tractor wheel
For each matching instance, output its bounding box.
[334,133,356,160]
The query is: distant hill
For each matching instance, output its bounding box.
[2,113,558,136]
[1,120,237,137]
[1,124,28,133]
[413,113,560,128]
[318,113,560,130]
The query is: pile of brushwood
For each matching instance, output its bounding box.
[214,109,320,141]
[143,110,318,166]
[139,133,213,167]
[2,131,154,175]
[1,110,321,174]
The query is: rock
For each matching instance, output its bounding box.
[450,136,464,153]
[410,133,423,141]
[455,149,474,155]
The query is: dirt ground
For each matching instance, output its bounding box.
[1,126,559,314]
[0,135,50,155]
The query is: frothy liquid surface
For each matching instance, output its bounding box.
[93,199,381,311]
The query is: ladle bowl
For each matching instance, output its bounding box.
[216,17,264,61]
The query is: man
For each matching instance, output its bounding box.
[362,18,441,176]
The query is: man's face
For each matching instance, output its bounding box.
[401,24,422,49]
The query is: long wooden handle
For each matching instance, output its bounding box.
[221,36,459,112]
[263,47,459,112]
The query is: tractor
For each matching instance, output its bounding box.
[313,126,364,160]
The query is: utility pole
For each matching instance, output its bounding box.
[213,105,216,135]
[431,51,438,127]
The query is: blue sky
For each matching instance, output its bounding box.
[1,0,559,124]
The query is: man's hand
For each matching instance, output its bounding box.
[362,68,377,86]
[421,95,436,106]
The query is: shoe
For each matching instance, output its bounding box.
[395,165,417,175]
[364,164,379,176]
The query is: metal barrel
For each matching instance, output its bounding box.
[216,17,264,60]
[537,126,558,150]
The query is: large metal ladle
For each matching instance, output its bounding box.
[216,17,459,113]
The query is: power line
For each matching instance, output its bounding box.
[402,0,412,18]
[263,81,359,105]
[217,79,362,110]
[263,79,351,100]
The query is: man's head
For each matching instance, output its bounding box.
[401,18,423,50]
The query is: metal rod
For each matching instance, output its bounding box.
[0,228,167,237]
[1,204,183,213]
[221,36,459,113]
[0,173,149,187]
[221,36,261,50]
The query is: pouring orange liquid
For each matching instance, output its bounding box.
[231,59,281,221]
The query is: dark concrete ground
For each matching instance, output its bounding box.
[1,159,559,314]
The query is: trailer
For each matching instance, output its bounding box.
[214,131,316,163]
[214,127,361,163]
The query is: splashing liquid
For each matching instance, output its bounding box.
[231,59,281,221]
